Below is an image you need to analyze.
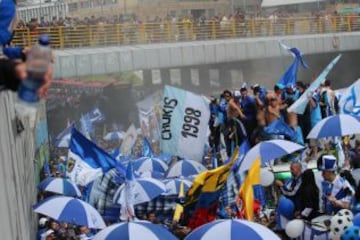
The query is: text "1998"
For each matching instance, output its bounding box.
[181,107,201,138]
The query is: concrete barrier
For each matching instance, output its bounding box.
[0,91,46,240]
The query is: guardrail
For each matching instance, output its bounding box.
[12,16,360,49]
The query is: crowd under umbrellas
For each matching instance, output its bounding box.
[38,101,360,240]
[38,54,360,239]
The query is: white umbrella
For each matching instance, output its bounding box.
[38,177,81,197]
[93,221,177,240]
[113,178,166,206]
[166,160,207,178]
[307,114,360,139]
[238,140,304,173]
[185,219,280,240]
[162,178,192,195]
[33,196,106,229]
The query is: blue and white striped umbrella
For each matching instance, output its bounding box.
[38,177,81,197]
[162,178,192,195]
[307,114,360,139]
[166,160,207,178]
[238,140,304,173]
[33,196,106,229]
[93,221,177,240]
[133,157,168,174]
[186,174,198,182]
[185,219,280,240]
[104,131,124,141]
[138,171,165,180]
[113,178,166,205]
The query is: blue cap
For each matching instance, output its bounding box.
[38,34,50,46]
[319,155,337,171]
[276,83,285,90]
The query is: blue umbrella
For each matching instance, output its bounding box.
[185,219,280,240]
[113,176,166,206]
[33,196,106,229]
[162,178,192,195]
[166,160,207,178]
[93,221,177,240]
[138,171,165,180]
[238,140,304,173]
[38,177,82,197]
[133,157,168,174]
[307,114,360,139]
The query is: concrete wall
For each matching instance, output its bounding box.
[0,91,40,240]
[53,32,360,78]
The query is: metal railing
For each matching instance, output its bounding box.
[12,16,360,49]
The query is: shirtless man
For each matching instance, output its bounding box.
[265,94,282,125]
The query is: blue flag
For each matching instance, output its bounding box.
[278,42,308,87]
[288,54,342,114]
[66,128,126,186]
[111,146,122,160]
[263,119,297,142]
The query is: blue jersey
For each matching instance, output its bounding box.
[240,96,256,121]
[310,95,322,128]
[321,175,354,215]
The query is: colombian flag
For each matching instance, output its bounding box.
[183,148,239,229]
[238,157,261,221]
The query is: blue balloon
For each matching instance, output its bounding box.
[353,213,360,227]
[341,225,360,240]
[278,196,295,219]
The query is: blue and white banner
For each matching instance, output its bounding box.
[66,128,123,186]
[160,85,210,161]
[288,54,342,114]
[339,79,360,116]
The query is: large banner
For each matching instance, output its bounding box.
[339,79,360,116]
[160,85,210,161]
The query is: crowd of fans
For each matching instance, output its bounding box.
[13,9,360,48]
[37,76,360,239]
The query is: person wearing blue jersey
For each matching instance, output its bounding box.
[318,154,354,215]
[308,90,323,157]
[240,86,257,137]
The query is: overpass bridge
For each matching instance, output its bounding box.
[52,32,360,78]
[12,16,360,79]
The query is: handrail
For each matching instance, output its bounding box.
[12,16,360,49]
